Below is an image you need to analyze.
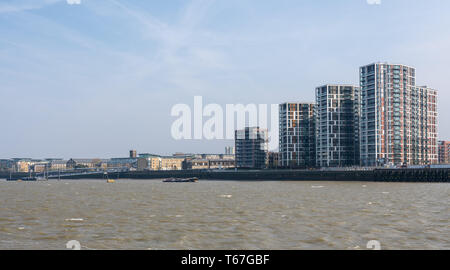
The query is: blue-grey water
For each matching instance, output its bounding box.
[0,179,448,250]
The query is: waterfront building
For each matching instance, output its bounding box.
[0,159,14,172]
[66,159,108,169]
[108,158,137,169]
[49,160,67,171]
[137,154,159,171]
[438,141,450,164]
[137,154,184,171]
[173,153,195,158]
[359,63,438,166]
[208,159,235,169]
[184,158,235,170]
[235,127,268,169]
[160,157,184,170]
[14,159,32,172]
[191,154,235,160]
[32,162,50,173]
[129,150,137,158]
[315,85,360,167]
[268,152,280,169]
[183,153,235,170]
[225,146,235,155]
[279,103,316,168]
[186,159,209,170]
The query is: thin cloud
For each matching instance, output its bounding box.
[0,0,61,13]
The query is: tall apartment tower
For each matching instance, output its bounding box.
[235,127,268,169]
[279,103,316,168]
[359,63,438,166]
[315,85,360,167]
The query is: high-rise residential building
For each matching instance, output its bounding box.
[279,103,316,168]
[438,141,450,164]
[235,127,268,169]
[315,85,360,167]
[359,63,438,166]
[129,150,137,158]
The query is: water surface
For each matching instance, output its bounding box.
[0,180,448,250]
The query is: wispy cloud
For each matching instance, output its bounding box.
[1,0,449,157]
[103,0,231,94]
[0,0,62,13]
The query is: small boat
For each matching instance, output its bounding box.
[163,177,199,183]
[104,172,116,183]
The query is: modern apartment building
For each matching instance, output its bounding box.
[438,141,450,164]
[315,85,360,167]
[359,63,438,166]
[235,127,268,169]
[279,103,316,168]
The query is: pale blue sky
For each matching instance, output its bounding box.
[0,0,449,159]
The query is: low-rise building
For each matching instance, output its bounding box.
[0,159,14,172]
[161,157,184,170]
[14,159,32,172]
[184,158,235,170]
[108,158,137,169]
[268,152,280,169]
[225,146,235,155]
[438,141,450,164]
[137,154,184,171]
[66,159,108,169]
[192,154,235,160]
[48,160,68,171]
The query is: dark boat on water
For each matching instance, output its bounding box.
[163,177,199,183]
[7,176,37,182]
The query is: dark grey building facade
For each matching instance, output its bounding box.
[279,103,316,168]
[315,85,360,167]
[235,127,268,169]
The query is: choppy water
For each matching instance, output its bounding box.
[0,179,448,250]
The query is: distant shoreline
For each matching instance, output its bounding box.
[1,168,448,183]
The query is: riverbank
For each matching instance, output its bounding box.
[1,168,448,182]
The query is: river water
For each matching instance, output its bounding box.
[0,179,448,250]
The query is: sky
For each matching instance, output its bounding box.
[0,0,449,159]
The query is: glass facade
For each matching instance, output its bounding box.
[359,63,437,166]
[279,103,316,168]
[315,85,360,167]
